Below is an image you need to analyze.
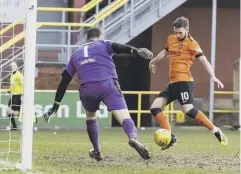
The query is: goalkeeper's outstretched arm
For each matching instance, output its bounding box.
[111,42,153,60]
[54,70,72,106]
[44,69,72,122]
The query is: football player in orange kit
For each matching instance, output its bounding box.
[149,17,228,150]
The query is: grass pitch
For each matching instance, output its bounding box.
[0,127,239,174]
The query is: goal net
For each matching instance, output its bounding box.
[0,0,37,171]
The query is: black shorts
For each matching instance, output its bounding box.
[159,81,194,105]
[8,95,21,111]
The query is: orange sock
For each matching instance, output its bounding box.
[195,111,214,131]
[155,112,171,132]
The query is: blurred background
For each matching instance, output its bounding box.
[0,0,240,130]
[0,1,240,173]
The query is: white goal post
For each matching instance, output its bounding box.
[21,0,37,171]
[0,0,37,171]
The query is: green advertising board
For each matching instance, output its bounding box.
[0,91,111,129]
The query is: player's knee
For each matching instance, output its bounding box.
[112,109,131,124]
[86,112,96,120]
[150,108,163,117]
[13,111,19,116]
[7,110,11,115]
[186,108,198,119]
[7,108,13,115]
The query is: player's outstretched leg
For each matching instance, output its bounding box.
[150,108,177,150]
[86,112,103,161]
[186,108,228,146]
[112,109,150,160]
[150,97,177,150]
[150,108,171,131]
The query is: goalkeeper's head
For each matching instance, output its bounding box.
[10,61,18,72]
[86,27,103,41]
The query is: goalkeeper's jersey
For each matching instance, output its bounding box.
[9,71,23,95]
[65,40,118,85]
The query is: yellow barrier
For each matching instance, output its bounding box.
[93,0,128,24]
[38,0,102,12]
[0,31,24,53]
[37,0,128,27]
[0,24,43,53]
[0,89,238,126]
[121,91,240,127]
[0,0,101,38]
[0,89,8,92]
[0,89,183,128]
[0,17,24,36]
[214,91,239,114]
[214,91,239,95]
[93,0,128,25]
[122,91,183,128]
[0,0,129,53]
[213,110,239,113]
[37,22,93,27]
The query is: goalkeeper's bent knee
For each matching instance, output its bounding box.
[186,108,198,119]
[150,108,163,117]
[86,112,97,120]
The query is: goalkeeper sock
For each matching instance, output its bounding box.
[155,112,171,132]
[86,119,100,152]
[195,111,215,131]
[122,118,137,140]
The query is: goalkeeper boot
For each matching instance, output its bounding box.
[128,139,150,160]
[89,149,103,162]
[214,128,228,146]
[161,133,177,150]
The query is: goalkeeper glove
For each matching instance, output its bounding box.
[44,102,60,123]
[137,48,153,60]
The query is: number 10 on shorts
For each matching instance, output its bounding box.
[181,92,189,103]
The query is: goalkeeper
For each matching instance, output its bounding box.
[44,27,153,161]
[7,62,23,130]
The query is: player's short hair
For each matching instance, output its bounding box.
[173,17,189,30]
[86,27,102,40]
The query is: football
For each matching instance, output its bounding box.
[153,128,172,147]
